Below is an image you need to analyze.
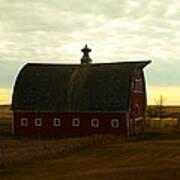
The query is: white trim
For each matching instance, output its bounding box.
[126,113,130,136]
[53,118,61,127]
[135,78,142,82]
[34,118,42,127]
[91,118,99,128]
[133,90,143,93]
[111,119,119,128]
[130,118,133,130]
[131,77,134,91]
[135,117,144,121]
[72,118,80,127]
[12,116,14,134]
[21,118,28,127]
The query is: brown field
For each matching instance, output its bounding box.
[160,105,180,113]
[0,105,12,119]
[0,105,12,135]
[148,105,180,115]
[0,105,180,180]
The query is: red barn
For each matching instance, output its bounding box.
[12,45,151,137]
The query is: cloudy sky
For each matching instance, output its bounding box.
[0,0,180,105]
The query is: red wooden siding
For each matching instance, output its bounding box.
[13,113,127,137]
[128,68,146,135]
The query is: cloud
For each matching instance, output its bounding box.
[0,60,24,88]
[0,0,180,104]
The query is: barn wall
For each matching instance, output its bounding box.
[128,68,146,134]
[13,113,127,137]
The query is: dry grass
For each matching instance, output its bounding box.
[0,105,12,135]
[148,105,180,114]
[0,106,117,169]
[0,105,12,119]
[1,130,180,180]
[1,105,180,180]
[0,135,117,169]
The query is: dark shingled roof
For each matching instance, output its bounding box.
[12,61,150,113]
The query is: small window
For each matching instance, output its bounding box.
[111,119,119,128]
[72,118,80,127]
[34,118,42,127]
[134,79,143,92]
[53,118,61,127]
[135,104,139,115]
[21,118,28,127]
[91,119,99,128]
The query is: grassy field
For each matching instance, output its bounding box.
[0,105,12,135]
[0,105,180,180]
[148,105,180,113]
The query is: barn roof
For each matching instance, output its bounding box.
[12,61,150,113]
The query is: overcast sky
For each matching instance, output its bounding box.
[0,0,180,105]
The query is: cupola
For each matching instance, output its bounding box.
[80,44,92,64]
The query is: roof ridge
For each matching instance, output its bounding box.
[27,60,151,66]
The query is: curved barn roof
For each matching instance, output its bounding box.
[12,61,150,113]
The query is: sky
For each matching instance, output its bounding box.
[0,0,180,105]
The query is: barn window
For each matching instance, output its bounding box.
[53,118,61,127]
[34,118,42,127]
[72,118,80,127]
[134,79,143,92]
[21,118,28,127]
[91,119,99,128]
[111,119,119,128]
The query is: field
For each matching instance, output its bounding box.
[0,105,12,135]
[155,105,180,114]
[0,105,180,180]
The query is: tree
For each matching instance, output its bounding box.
[154,95,166,118]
